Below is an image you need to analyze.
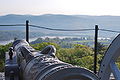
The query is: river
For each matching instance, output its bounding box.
[0,37,39,45]
[0,36,89,45]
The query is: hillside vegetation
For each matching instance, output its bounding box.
[0,41,108,72]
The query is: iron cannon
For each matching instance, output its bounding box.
[5,40,98,80]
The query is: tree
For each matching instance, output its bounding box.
[97,42,108,54]
[0,43,12,72]
[31,42,60,51]
[57,44,95,70]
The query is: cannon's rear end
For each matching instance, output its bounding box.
[6,40,98,80]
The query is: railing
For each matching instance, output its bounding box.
[0,20,120,74]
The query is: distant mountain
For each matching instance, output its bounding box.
[0,14,120,40]
[1,14,120,30]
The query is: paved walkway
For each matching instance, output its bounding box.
[0,73,4,80]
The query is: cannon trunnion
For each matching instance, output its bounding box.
[5,40,98,80]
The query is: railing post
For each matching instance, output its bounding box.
[26,20,29,43]
[94,25,99,74]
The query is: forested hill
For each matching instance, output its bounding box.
[0,14,120,41]
[0,14,120,30]
[0,31,45,41]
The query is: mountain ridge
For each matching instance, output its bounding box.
[0,14,120,37]
[0,14,120,29]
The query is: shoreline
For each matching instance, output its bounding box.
[0,37,39,45]
[0,36,80,45]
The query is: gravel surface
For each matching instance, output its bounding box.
[0,73,4,80]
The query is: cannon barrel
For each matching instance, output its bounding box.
[12,40,98,80]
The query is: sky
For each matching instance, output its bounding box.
[0,0,120,16]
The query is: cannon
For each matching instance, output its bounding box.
[5,40,98,80]
[5,34,120,80]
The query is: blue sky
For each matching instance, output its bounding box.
[0,0,120,16]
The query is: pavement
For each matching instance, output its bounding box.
[0,73,4,80]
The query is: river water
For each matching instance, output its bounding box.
[0,37,39,45]
[0,36,77,45]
